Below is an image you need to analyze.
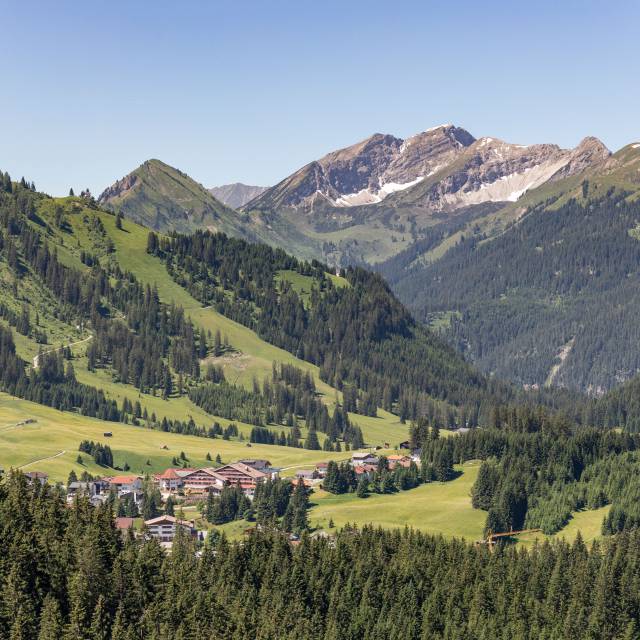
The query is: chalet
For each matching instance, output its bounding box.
[351,452,378,467]
[214,462,268,488]
[24,471,48,485]
[154,468,188,493]
[66,480,109,504]
[144,515,196,545]
[107,475,143,496]
[181,468,225,494]
[315,462,329,478]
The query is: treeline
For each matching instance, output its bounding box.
[148,229,502,423]
[3,472,640,639]
[323,457,422,497]
[203,477,310,535]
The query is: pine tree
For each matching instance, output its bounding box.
[38,595,63,640]
[356,476,369,498]
[89,595,111,640]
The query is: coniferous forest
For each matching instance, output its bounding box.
[386,194,640,394]
[2,472,640,640]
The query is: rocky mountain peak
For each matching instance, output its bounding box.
[210,183,268,209]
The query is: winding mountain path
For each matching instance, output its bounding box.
[32,334,93,369]
[18,450,66,469]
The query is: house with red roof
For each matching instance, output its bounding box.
[154,468,188,493]
[107,475,143,497]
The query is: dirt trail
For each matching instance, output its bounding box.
[32,334,93,369]
[18,450,66,469]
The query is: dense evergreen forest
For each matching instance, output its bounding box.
[413,409,640,536]
[386,193,640,394]
[148,228,559,426]
[2,472,640,640]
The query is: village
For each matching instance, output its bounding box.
[20,447,419,548]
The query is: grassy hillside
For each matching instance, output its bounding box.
[309,460,485,539]
[98,159,258,238]
[0,393,347,482]
[0,186,415,453]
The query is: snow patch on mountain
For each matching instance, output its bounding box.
[333,176,425,207]
[426,123,452,132]
[443,158,571,207]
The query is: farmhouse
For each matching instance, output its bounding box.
[24,471,48,485]
[351,452,378,467]
[144,515,196,545]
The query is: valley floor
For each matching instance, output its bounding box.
[0,391,610,544]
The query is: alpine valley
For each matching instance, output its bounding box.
[5,131,640,639]
[100,125,640,394]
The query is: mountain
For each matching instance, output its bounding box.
[209,183,268,209]
[93,131,640,394]
[98,159,257,238]
[381,143,640,394]
[1,168,525,445]
[244,125,613,266]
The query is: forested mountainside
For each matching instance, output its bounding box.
[0,170,500,451]
[96,136,640,396]
[3,473,640,640]
[4,167,640,441]
[386,192,640,393]
[147,229,496,421]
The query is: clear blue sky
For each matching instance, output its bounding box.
[1,0,639,196]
